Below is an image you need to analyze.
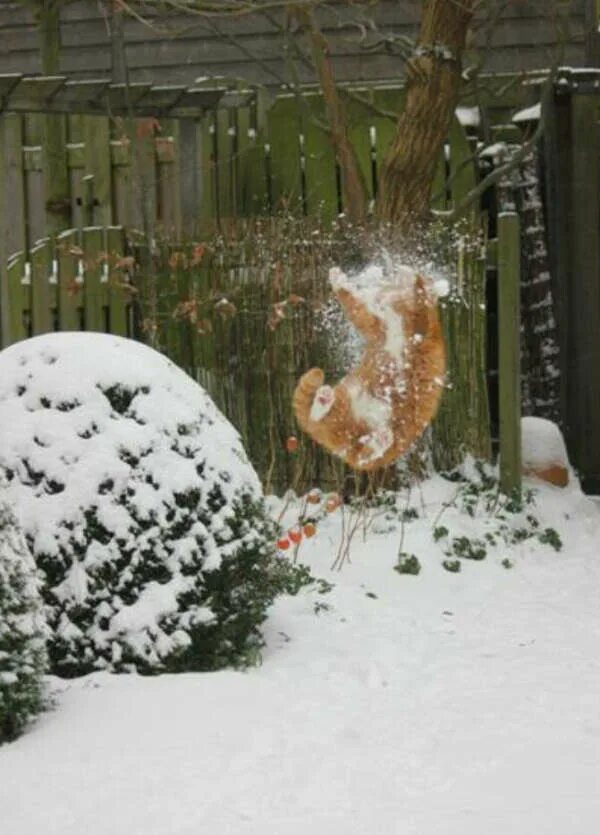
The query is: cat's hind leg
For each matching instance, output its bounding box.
[293,367,330,430]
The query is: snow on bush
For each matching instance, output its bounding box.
[0,333,306,676]
[0,499,47,743]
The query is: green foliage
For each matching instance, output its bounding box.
[449,536,487,561]
[538,527,563,552]
[394,553,421,576]
[0,503,47,744]
[37,488,314,677]
[433,525,449,541]
[0,334,315,677]
[400,507,419,522]
[433,462,564,572]
[442,559,461,573]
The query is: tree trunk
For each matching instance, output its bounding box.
[377,0,476,236]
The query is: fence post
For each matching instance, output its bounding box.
[178,120,202,238]
[569,90,600,492]
[0,114,7,347]
[497,211,522,496]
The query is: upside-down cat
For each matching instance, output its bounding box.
[293,267,446,471]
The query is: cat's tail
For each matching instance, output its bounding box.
[292,367,325,432]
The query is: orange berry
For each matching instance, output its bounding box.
[285,436,298,453]
[289,528,302,544]
[276,537,291,551]
[303,522,316,538]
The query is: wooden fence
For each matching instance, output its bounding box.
[2,83,482,260]
[544,68,600,493]
[0,80,535,493]
[2,227,133,347]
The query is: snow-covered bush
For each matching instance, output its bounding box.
[0,500,47,743]
[0,333,307,676]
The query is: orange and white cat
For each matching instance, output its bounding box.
[293,267,446,471]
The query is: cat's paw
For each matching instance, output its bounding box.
[310,384,335,422]
[328,266,347,290]
[357,425,394,467]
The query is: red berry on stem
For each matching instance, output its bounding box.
[289,528,302,545]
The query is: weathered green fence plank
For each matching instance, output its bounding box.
[82,227,105,332]
[174,119,196,237]
[267,97,303,211]
[301,93,339,219]
[567,92,600,490]
[111,135,133,227]
[0,115,10,346]
[5,114,27,256]
[156,122,181,237]
[240,91,270,216]
[199,111,217,227]
[57,229,83,331]
[106,226,129,337]
[6,252,30,345]
[130,118,157,237]
[30,237,56,335]
[216,107,235,220]
[43,113,70,233]
[238,113,268,216]
[235,103,252,216]
[83,115,112,225]
[497,211,522,496]
[23,114,46,245]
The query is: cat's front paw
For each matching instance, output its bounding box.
[357,425,394,467]
[309,384,335,422]
[328,266,347,290]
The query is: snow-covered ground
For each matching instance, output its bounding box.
[1,475,599,835]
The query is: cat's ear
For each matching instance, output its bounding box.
[334,285,384,342]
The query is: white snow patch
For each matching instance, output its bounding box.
[521,416,569,469]
[479,142,507,158]
[456,105,481,127]
[1,476,600,834]
[513,103,541,123]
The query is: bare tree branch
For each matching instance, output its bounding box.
[432,72,553,223]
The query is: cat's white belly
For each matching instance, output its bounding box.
[347,382,393,430]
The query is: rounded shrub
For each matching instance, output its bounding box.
[0,333,307,676]
[0,499,47,743]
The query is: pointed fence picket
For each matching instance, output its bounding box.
[1,226,133,347]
